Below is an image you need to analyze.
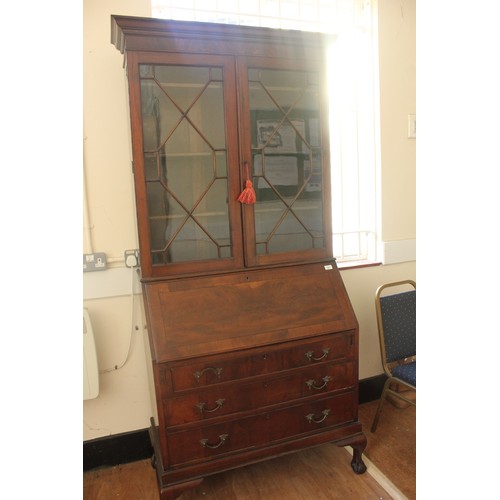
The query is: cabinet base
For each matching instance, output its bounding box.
[149,419,366,499]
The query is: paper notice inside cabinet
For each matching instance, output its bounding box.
[257,119,306,153]
[308,118,320,147]
[254,155,298,188]
[304,157,322,192]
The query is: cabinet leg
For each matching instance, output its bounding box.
[350,445,367,474]
[350,433,367,474]
[335,432,367,474]
[159,478,204,500]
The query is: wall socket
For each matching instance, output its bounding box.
[83,253,107,272]
[124,249,140,268]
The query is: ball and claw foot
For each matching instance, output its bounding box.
[351,450,367,474]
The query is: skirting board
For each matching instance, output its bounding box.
[83,374,387,471]
[344,447,409,500]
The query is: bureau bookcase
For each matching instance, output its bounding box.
[111,15,367,499]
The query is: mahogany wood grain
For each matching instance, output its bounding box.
[143,263,357,363]
[111,16,367,500]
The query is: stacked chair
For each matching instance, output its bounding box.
[371,280,416,432]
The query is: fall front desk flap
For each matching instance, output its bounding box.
[142,261,358,363]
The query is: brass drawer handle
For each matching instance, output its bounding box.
[305,348,330,362]
[305,409,330,424]
[196,398,226,414]
[200,433,229,449]
[194,367,223,383]
[305,376,333,391]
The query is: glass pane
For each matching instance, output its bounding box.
[248,67,325,256]
[193,179,231,243]
[165,155,214,207]
[139,63,232,266]
[188,82,226,149]
[140,65,154,78]
[267,211,312,254]
[256,242,267,255]
[144,153,161,181]
[141,80,183,152]
[215,152,227,178]
[254,198,286,239]
[220,246,232,259]
[169,218,218,262]
[155,66,211,124]
[147,182,169,252]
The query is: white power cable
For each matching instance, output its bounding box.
[99,265,137,373]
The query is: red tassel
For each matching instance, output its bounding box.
[237,162,256,204]
[237,179,256,204]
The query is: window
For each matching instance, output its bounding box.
[151,0,379,264]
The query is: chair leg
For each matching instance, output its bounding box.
[371,377,392,432]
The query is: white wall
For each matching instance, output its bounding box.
[348,0,416,378]
[83,0,154,441]
[83,0,416,441]
[378,0,416,242]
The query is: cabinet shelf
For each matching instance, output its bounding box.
[148,201,322,222]
[161,152,217,158]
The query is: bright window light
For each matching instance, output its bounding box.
[151,0,380,263]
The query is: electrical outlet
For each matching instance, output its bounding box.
[83,253,107,272]
[124,249,140,268]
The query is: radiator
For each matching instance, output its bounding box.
[83,308,99,400]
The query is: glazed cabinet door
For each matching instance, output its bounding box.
[126,52,244,278]
[119,19,333,278]
[237,56,333,267]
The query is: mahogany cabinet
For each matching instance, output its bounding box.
[111,15,366,500]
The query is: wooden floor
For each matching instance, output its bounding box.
[84,399,415,500]
[358,398,416,499]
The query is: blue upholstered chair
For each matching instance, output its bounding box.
[371,280,416,432]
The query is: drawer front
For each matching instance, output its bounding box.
[164,361,355,427]
[168,332,355,393]
[166,392,356,466]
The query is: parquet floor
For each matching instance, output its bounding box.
[84,399,415,500]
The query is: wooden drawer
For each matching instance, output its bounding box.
[166,391,356,466]
[163,361,355,427]
[166,332,355,393]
